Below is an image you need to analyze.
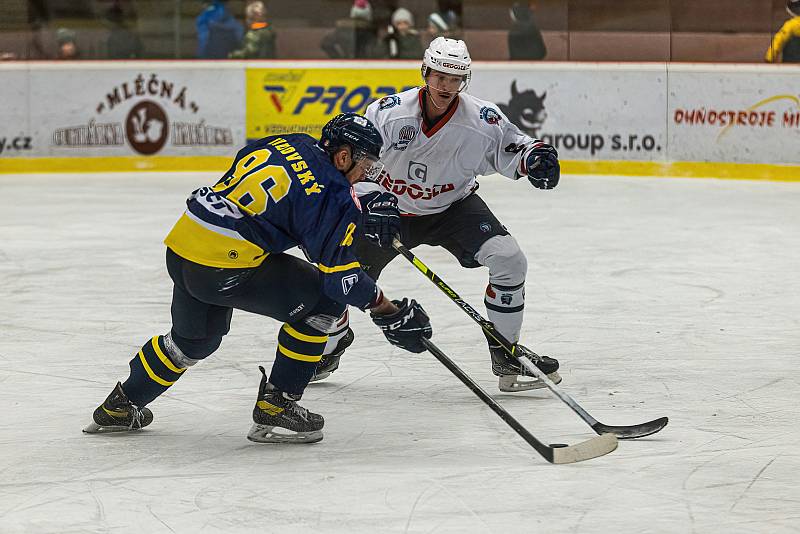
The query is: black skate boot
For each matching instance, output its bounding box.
[247,366,324,444]
[490,342,562,392]
[83,382,154,433]
[310,327,354,382]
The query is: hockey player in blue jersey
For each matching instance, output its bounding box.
[84,113,433,443]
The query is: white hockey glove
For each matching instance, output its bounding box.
[521,142,560,190]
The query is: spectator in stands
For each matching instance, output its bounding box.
[196,0,244,59]
[382,7,424,59]
[508,2,546,60]
[426,10,462,42]
[766,0,800,63]
[56,28,80,60]
[106,2,144,59]
[229,1,276,58]
[321,0,378,59]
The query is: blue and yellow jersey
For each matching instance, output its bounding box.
[165,133,380,309]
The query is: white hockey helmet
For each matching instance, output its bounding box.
[421,37,471,91]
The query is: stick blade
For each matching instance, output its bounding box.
[549,433,618,464]
[593,416,669,440]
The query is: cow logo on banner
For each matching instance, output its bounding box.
[126,101,168,155]
[50,72,234,157]
[497,80,547,138]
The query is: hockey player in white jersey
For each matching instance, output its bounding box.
[314,37,562,392]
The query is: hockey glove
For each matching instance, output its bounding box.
[361,191,401,249]
[523,142,560,190]
[370,298,432,353]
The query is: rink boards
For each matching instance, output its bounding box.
[0,60,798,180]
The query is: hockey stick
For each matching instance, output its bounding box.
[393,238,668,440]
[422,338,617,464]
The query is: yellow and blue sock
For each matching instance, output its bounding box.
[122,335,187,406]
[269,322,328,395]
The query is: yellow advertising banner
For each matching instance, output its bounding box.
[245,67,420,141]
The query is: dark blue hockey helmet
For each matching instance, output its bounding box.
[319,113,384,179]
[320,112,382,158]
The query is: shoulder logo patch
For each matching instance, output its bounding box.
[379,95,401,110]
[480,106,502,125]
[342,274,359,295]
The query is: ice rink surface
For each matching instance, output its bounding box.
[0,171,798,534]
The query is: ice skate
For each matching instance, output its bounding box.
[310,327,354,382]
[248,366,324,444]
[490,343,562,392]
[83,382,153,433]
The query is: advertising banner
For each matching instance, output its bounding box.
[1,61,798,178]
[668,65,800,165]
[27,64,245,159]
[245,66,420,141]
[0,66,34,159]
[470,64,668,162]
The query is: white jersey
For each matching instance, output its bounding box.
[358,87,538,215]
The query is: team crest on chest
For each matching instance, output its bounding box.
[390,125,417,151]
[480,106,502,125]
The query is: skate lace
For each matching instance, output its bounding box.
[128,406,144,429]
[516,346,543,364]
[285,400,311,421]
[525,352,543,364]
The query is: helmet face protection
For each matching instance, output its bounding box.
[789,0,800,17]
[319,113,384,181]
[350,147,384,182]
[421,37,472,93]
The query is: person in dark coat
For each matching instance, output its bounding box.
[383,7,424,59]
[508,2,546,61]
[321,0,379,59]
[106,3,144,59]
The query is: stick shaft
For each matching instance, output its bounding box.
[392,239,602,426]
[421,338,553,462]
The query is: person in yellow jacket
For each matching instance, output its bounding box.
[766,0,800,63]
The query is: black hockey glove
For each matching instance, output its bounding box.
[361,191,401,249]
[524,143,560,190]
[370,298,432,353]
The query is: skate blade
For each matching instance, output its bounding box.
[498,371,562,392]
[309,371,331,383]
[83,421,141,434]
[247,423,323,444]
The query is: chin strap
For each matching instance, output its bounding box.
[424,86,454,111]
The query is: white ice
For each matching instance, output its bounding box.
[0,171,798,534]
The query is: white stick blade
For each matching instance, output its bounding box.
[551,433,618,464]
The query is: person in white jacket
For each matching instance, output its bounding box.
[314,37,562,392]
